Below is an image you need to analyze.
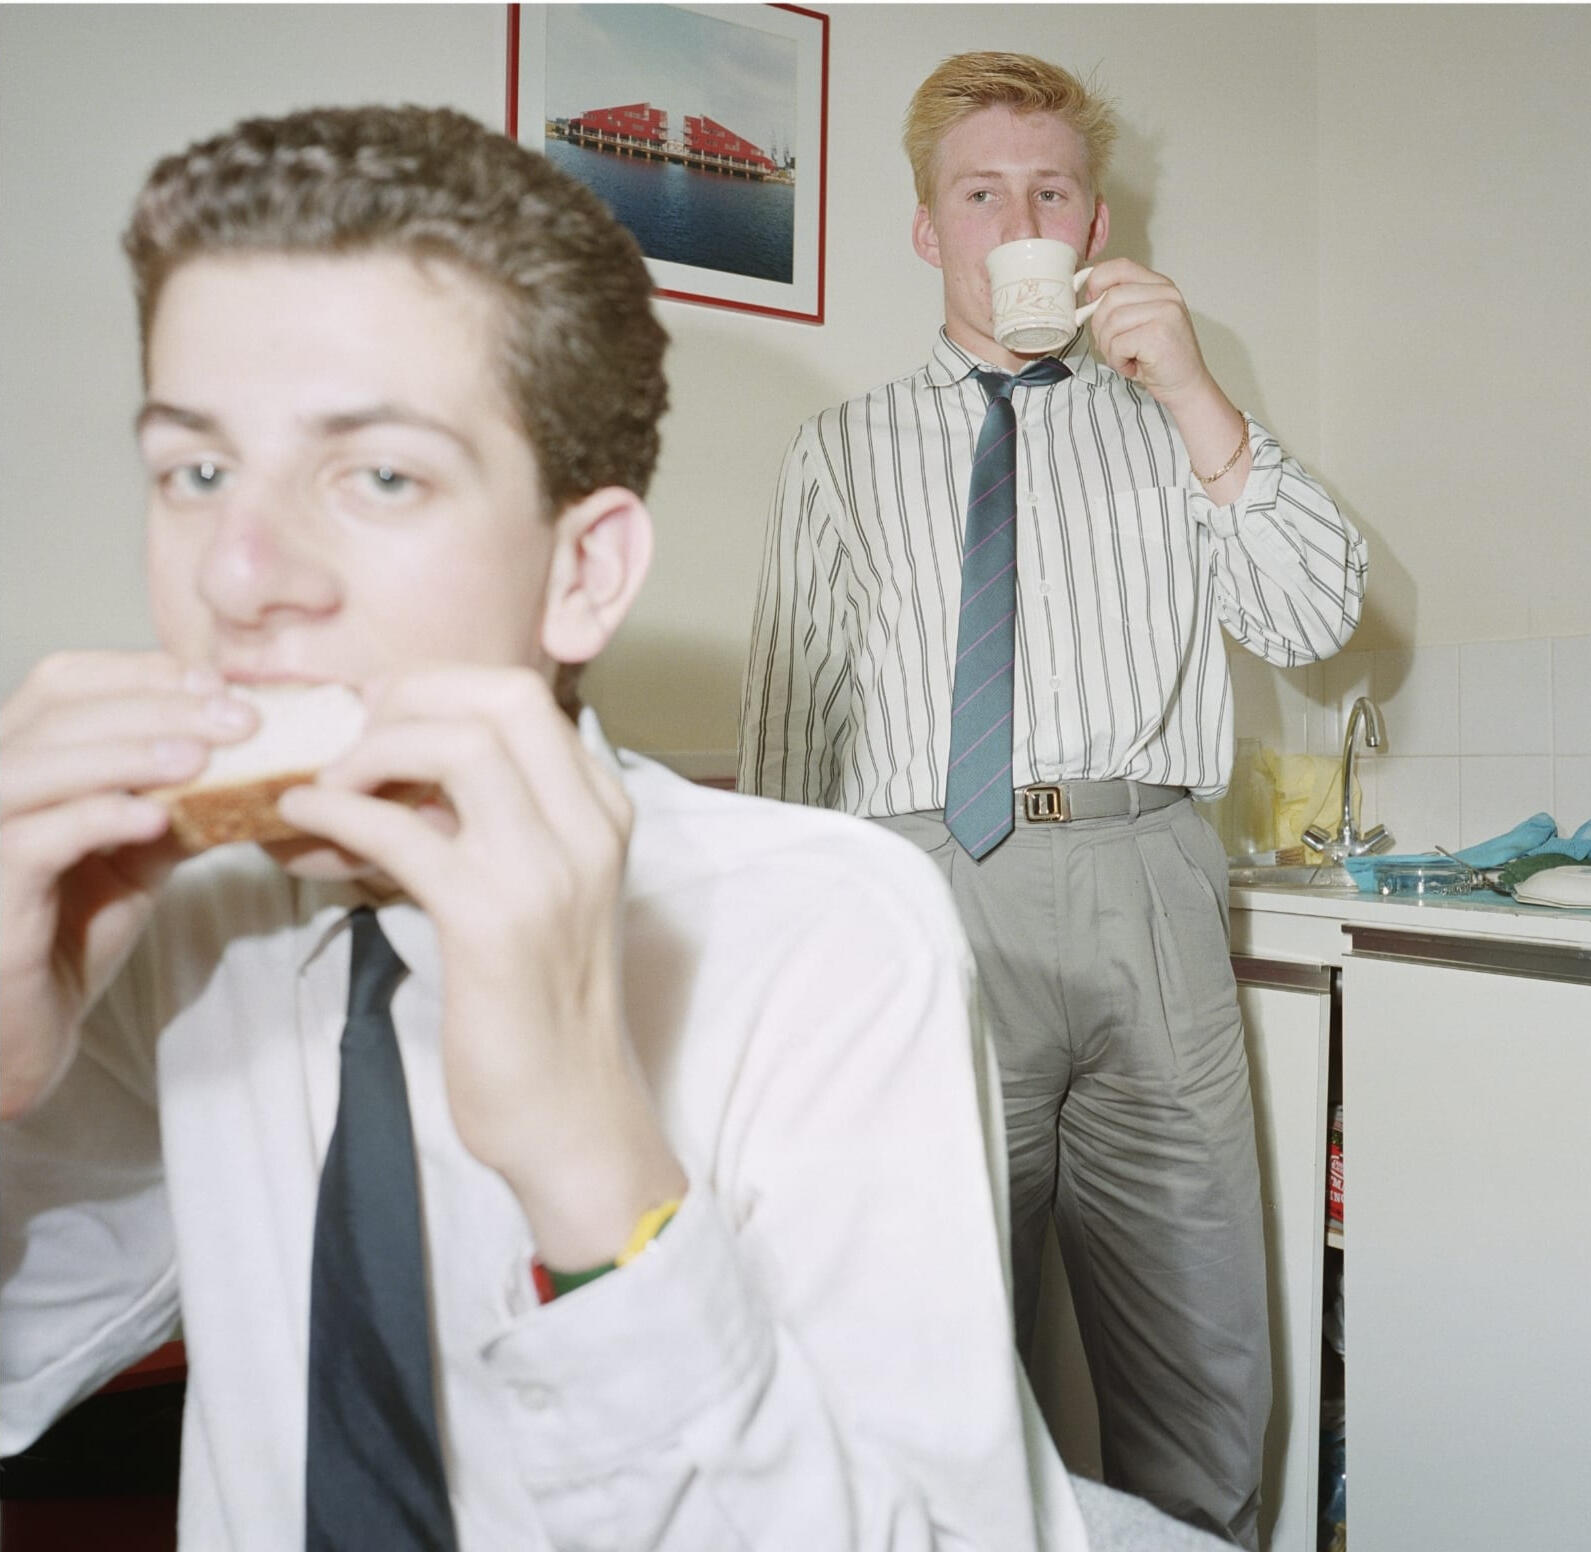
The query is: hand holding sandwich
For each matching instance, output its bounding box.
[278,664,687,1273]
[1,648,684,1269]
[0,651,257,1118]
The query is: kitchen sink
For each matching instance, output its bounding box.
[1227,862,1355,890]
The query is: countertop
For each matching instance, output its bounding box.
[1229,876,1591,961]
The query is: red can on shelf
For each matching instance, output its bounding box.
[1327,1103,1345,1232]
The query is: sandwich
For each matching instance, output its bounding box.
[155,682,369,853]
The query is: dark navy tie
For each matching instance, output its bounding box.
[306,907,457,1551]
[944,358,1072,858]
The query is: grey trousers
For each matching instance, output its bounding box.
[876,801,1270,1550]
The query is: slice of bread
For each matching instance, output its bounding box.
[156,683,367,852]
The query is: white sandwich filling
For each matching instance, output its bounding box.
[196,683,366,786]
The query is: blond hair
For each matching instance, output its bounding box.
[903,52,1118,206]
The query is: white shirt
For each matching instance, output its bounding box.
[0,715,1087,1552]
[739,330,1367,814]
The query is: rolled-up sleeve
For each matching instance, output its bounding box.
[1192,414,1367,665]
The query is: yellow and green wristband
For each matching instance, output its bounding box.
[532,1197,682,1303]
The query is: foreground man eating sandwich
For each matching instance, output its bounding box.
[0,104,1125,1552]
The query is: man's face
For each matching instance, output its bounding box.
[140,252,556,689]
[913,106,1109,369]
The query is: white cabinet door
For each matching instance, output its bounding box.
[1342,932,1591,1552]
[1235,960,1333,1552]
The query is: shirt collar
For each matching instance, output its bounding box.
[923,326,1099,390]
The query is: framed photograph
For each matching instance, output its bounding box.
[507,3,828,324]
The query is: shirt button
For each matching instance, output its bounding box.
[1050,677,1063,690]
[1038,582,1052,597]
[514,1382,554,1410]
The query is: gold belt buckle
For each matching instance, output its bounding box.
[1023,784,1072,823]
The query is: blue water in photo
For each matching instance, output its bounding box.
[546,139,794,284]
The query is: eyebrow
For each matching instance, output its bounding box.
[951,167,1080,184]
[135,402,217,436]
[314,404,478,461]
[135,400,482,468]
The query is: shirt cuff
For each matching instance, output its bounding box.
[482,1185,774,1482]
[1192,413,1274,539]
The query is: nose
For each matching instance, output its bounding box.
[196,499,342,630]
[1006,204,1044,242]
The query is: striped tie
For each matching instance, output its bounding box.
[944,358,1071,858]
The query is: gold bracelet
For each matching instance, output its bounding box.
[615,1197,683,1266]
[1197,424,1249,485]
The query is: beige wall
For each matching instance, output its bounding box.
[1316,4,1591,651]
[0,2,506,686]
[2,5,1586,765]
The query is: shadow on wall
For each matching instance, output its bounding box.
[594,306,844,766]
[1333,500,1411,658]
[1102,117,1159,280]
[582,621,747,771]
[654,301,853,478]
[1110,125,1277,448]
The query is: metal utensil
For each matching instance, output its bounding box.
[1433,846,1507,893]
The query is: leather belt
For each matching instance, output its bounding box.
[1016,780,1188,824]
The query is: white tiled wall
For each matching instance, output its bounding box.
[1229,633,1591,853]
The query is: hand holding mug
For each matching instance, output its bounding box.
[1080,257,1213,409]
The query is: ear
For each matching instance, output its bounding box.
[911,203,943,269]
[538,486,653,667]
[1084,196,1111,262]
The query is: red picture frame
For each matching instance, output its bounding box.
[506,3,828,324]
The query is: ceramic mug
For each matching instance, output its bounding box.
[986,237,1097,353]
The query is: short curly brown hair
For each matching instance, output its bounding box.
[903,52,1118,207]
[123,104,669,515]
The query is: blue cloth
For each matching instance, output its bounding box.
[1343,814,1591,893]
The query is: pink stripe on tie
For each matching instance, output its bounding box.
[945,760,1013,825]
[974,423,1017,462]
[966,812,1014,856]
[948,711,1013,772]
[962,510,1015,565]
[955,612,1016,666]
[951,655,1015,713]
[959,559,1016,613]
[965,471,1016,520]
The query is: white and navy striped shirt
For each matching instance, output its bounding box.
[739,330,1367,815]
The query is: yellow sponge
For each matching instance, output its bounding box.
[1260,749,1357,852]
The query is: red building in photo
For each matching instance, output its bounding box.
[567,102,666,148]
[683,115,776,173]
[555,103,779,181]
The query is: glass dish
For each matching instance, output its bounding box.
[1372,860,1481,898]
